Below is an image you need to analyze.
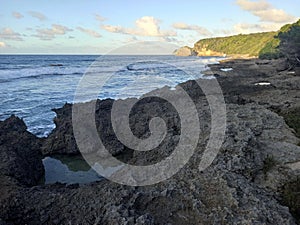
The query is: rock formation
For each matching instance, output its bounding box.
[173,46,197,56]
[0,58,300,224]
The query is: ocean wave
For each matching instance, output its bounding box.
[28,124,56,137]
[126,61,172,71]
[0,72,83,83]
[0,55,223,136]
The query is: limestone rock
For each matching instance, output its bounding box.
[173,46,197,56]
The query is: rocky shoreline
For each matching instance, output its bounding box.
[0,58,300,224]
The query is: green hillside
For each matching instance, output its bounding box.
[259,19,300,66]
[193,32,276,57]
[192,19,300,65]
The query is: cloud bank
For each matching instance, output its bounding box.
[172,22,211,36]
[236,0,296,23]
[28,11,47,21]
[0,28,23,41]
[12,12,24,19]
[34,24,72,40]
[0,41,6,47]
[102,16,177,37]
[77,27,102,38]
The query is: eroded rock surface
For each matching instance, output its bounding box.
[1,59,300,224]
[0,115,44,187]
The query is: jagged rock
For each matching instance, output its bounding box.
[41,99,125,156]
[1,101,299,224]
[0,115,44,187]
[1,58,300,224]
[173,46,197,56]
[41,103,78,155]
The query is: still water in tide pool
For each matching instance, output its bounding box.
[42,155,102,184]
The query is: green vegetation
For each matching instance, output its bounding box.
[193,32,276,56]
[258,38,282,59]
[192,19,300,64]
[281,177,300,223]
[259,19,300,62]
[277,20,300,66]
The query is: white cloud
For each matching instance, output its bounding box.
[0,41,6,47]
[236,0,296,23]
[214,29,234,36]
[214,1,298,36]
[12,12,24,19]
[233,22,282,33]
[122,36,139,44]
[159,36,179,43]
[236,0,270,11]
[34,24,72,40]
[214,22,283,35]
[102,16,177,37]
[253,9,296,23]
[28,11,47,21]
[77,27,102,38]
[0,28,23,41]
[108,41,179,55]
[102,25,124,33]
[172,22,211,36]
[134,17,162,36]
[95,14,106,22]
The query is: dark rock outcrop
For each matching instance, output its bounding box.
[41,103,78,155]
[1,102,300,224]
[1,58,300,224]
[41,99,126,156]
[0,115,44,187]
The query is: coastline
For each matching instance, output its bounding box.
[1,57,300,224]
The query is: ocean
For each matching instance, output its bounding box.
[0,55,220,137]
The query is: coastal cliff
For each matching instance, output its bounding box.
[193,32,276,57]
[177,19,300,64]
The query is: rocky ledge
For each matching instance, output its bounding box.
[0,58,300,224]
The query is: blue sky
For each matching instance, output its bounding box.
[0,0,298,54]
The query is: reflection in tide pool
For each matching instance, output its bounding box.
[43,155,103,184]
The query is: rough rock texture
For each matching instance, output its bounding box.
[1,103,300,224]
[41,103,78,155]
[173,46,197,56]
[204,59,300,111]
[1,58,300,224]
[194,47,225,57]
[0,115,44,225]
[0,115,44,187]
[41,99,126,156]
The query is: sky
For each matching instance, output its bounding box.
[0,0,299,54]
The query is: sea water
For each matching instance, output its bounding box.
[0,54,221,184]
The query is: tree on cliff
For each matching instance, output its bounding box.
[259,19,300,68]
